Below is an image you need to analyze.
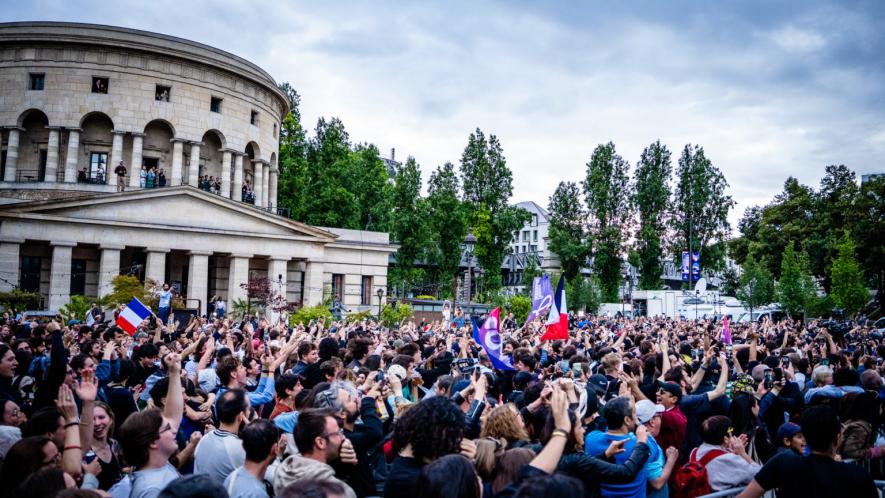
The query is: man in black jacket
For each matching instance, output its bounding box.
[315,380,384,498]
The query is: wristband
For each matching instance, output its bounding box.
[64,445,81,451]
[64,421,80,428]
[262,370,271,374]
[552,428,569,438]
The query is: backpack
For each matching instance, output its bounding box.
[672,447,726,498]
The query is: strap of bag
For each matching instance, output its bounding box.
[698,449,727,466]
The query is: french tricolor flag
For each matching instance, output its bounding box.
[541,276,568,341]
[116,298,152,335]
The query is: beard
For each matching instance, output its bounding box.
[345,409,359,424]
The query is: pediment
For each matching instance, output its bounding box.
[0,186,336,241]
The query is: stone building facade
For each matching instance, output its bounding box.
[0,22,394,315]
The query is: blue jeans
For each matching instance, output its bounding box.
[158,306,171,325]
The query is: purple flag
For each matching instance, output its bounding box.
[523,275,554,328]
[721,315,732,345]
[473,307,515,371]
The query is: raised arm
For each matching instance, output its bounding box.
[707,352,729,401]
[162,353,183,432]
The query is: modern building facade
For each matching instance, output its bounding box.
[503,201,561,291]
[0,22,394,314]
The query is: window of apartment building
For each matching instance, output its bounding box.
[331,274,344,301]
[531,214,538,227]
[533,230,538,242]
[361,276,373,305]
[91,76,109,94]
[20,256,42,293]
[530,245,537,252]
[29,73,45,91]
[210,96,223,113]
[250,110,259,126]
[70,259,87,296]
[273,123,278,138]
[523,231,529,242]
[155,85,171,102]
[88,152,108,182]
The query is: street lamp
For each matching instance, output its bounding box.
[695,289,700,321]
[376,287,385,317]
[463,227,476,309]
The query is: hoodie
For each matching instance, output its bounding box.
[273,454,357,498]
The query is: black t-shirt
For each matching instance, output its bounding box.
[382,456,423,498]
[754,452,877,498]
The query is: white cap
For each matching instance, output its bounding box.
[636,399,665,424]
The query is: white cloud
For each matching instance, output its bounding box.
[770,25,827,53]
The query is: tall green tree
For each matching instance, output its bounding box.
[301,117,360,228]
[853,176,885,314]
[275,83,310,221]
[736,258,775,317]
[670,144,734,272]
[427,162,468,298]
[583,142,631,301]
[776,242,816,318]
[547,181,589,280]
[459,128,530,292]
[391,157,428,278]
[748,178,817,277]
[351,143,393,232]
[808,165,860,291]
[632,140,671,290]
[830,231,868,316]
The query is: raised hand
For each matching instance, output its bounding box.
[339,438,358,465]
[73,368,98,402]
[605,439,627,459]
[635,424,649,444]
[550,388,571,433]
[56,384,79,423]
[163,353,181,374]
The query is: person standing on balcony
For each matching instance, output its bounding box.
[114,161,127,192]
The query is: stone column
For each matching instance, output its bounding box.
[267,257,288,325]
[170,139,185,187]
[261,162,270,208]
[227,253,251,306]
[3,128,21,182]
[187,251,211,315]
[98,245,123,297]
[49,241,76,312]
[303,260,324,306]
[220,150,232,199]
[232,153,244,201]
[44,127,61,182]
[145,248,169,286]
[269,168,279,210]
[188,142,201,187]
[109,131,125,186]
[129,133,144,188]
[253,160,264,207]
[63,128,81,183]
[0,238,24,292]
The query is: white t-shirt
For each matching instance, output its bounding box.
[194,429,245,483]
[129,463,180,498]
[224,466,269,498]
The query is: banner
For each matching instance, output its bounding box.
[523,275,554,328]
[472,307,515,371]
[681,251,690,282]
[682,251,701,282]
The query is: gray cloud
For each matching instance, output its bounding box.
[6,0,884,231]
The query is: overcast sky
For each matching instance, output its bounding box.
[8,1,885,230]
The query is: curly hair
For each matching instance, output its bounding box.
[480,403,528,444]
[392,396,465,461]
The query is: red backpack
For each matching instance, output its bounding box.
[672,447,726,498]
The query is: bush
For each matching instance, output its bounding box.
[347,309,374,323]
[380,302,413,327]
[416,295,436,300]
[290,303,333,326]
[0,289,42,315]
[59,295,96,322]
[507,294,532,324]
[102,275,158,309]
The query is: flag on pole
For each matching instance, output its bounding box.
[721,315,732,345]
[541,276,568,341]
[116,298,152,335]
[523,275,554,328]
[472,307,515,371]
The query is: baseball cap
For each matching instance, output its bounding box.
[659,382,682,402]
[635,399,665,424]
[586,374,610,396]
[776,422,802,441]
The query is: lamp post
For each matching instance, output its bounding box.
[695,289,700,321]
[463,228,476,312]
[376,287,385,318]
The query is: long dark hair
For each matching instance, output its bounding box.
[728,393,759,437]
[415,454,480,498]
[0,436,53,496]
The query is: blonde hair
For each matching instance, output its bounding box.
[480,403,529,443]
[473,437,505,480]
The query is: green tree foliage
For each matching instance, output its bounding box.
[427,162,468,298]
[670,144,734,272]
[852,177,885,314]
[736,259,775,315]
[521,257,542,292]
[568,276,601,314]
[0,289,42,315]
[776,242,817,318]
[391,157,428,277]
[583,142,631,302]
[289,303,333,326]
[632,141,672,290]
[104,275,152,308]
[59,295,95,322]
[719,266,741,297]
[547,181,589,280]
[460,128,530,293]
[380,302,413,327]
[276,83,310,220]
[830,232,868,316]
[351,143,393,232]
[301,117,360,228]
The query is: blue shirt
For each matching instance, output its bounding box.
[585,431,649,498]
[645,435,668,498]
[158,290,172,308]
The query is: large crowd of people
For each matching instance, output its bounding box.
[0,300,881,498]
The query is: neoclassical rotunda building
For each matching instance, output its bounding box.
[0,22,393,315]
